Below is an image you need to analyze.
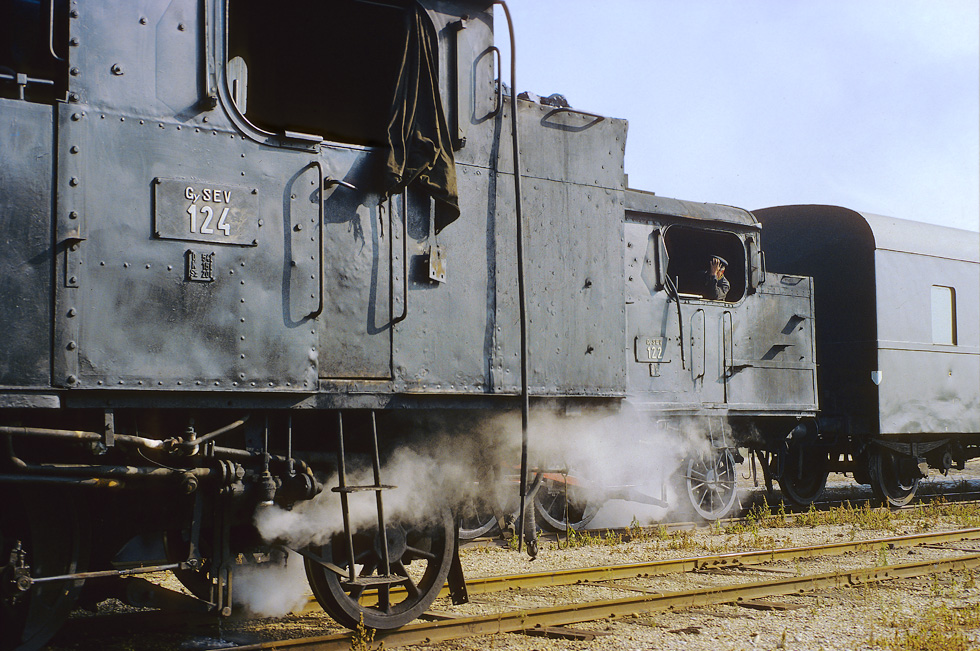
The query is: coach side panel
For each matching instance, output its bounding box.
[875,248,980,435]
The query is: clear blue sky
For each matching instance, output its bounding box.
[495,1,980,232]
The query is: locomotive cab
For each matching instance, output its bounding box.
[622,191,819,516]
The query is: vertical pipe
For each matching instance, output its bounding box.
[495,0,531,555]
[336,413,357,583]
[371,412,391,576]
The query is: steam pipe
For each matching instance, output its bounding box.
[0,420,276,465]
[494,0,532,555]
[191,416,249,447]
[0,425,165,450]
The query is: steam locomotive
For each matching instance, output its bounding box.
[1,0,977,648]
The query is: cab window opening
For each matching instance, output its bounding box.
[0,0,69,103]
[662,225,745,301]
[227,0,409,146]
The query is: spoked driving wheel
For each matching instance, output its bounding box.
[457,509,498,541]
[777,442,829,508]
[679,447,739,521]
[867,448,919,508]
[534,478,600,532]
[304,509,455,630]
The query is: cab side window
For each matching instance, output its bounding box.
[0,0,69,103]
[227,0,407,145]
[663,226,745,302]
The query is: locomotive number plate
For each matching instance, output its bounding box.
[153,178,259,246]
[635,336,669,363]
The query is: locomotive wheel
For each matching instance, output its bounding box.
[868,448,919,508]
[304,509,454,630]
[777,444,829,507]
[457,509,498,540]
[679,447,739,521]
[1,488,87,651]
[534,479,600,532]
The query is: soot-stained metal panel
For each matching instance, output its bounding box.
[57,114,316,390]
[0,100,54,388]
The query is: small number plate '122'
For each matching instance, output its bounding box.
[635,336,669,363]
[153,178,259,246]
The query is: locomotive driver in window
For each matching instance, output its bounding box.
[704,255,730,300]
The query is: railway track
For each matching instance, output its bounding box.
[233,553,980,651]
[54,527,980,650]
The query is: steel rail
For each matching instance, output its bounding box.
[448,526,980,597]
[295,527,980,612]
[238,552,980,651]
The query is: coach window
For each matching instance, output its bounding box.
[931,285,957,345]
[662,226,745,302]
[226,0,408,145]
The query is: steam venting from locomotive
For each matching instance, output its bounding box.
[226,409,720,616]
[254,408,711,547]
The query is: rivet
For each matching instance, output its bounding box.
[67,308,77,317]
[177,23,185,31]
[68,93,79,102]
[70,146,79,154]
[68,276,77,284]
[69,211,78,219]
[70,67,79,76]
[67,375,78,384]
[67,341,77,350]
[69,177,79,187]
[139,17,147,25]
[70,37,79,46]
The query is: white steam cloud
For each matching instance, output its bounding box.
[232,550,310,618]
[256,405,716,550]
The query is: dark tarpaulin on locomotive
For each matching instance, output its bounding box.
[227,0,459,232]
[384,2,460,233]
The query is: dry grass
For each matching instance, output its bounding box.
[872,602,980,650]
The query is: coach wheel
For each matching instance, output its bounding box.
[534,478,600,532]
[777,444,829,507]
[1,488,87,651]
[868,449,919,508]
[680,447,739,521]
[304,509,455,630]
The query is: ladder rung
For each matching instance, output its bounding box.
[342,574,408,588]
[331,484,396,493]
